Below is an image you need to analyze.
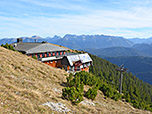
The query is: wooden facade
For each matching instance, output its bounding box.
[61,54,92,72]
[28,51,66,68]
[28,51,66,59]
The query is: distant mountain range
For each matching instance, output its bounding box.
[129,37,152,44]
[0,34,134,49]
[85,43,152,58]
[1,34,152,50]
[2,34,152,57]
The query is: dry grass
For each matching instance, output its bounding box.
[0,47,151,114]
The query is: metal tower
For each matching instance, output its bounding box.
[116,64,127,94]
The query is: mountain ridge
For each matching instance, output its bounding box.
[85,46,145,57]
[0,34,134,49]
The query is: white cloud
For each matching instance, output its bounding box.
[19,0,88,11]
[1,0,152,38]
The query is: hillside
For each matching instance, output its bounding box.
[85,47,144,57]
[133,43,152,57]
[0,47,151,113]
[84,46,152,85]
[89,54,152,111]
[105,56,152,85]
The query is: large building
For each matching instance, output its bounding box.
[12,38,92,72]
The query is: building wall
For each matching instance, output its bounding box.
[44,61,57,67]
[44,60,62,68]
[61,57,70,66]
[56,60,62,68]
[28,51,91,73]
[28,51,66,59]
[81,67,89,72]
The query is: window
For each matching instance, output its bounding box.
[83,64,87,68]
[56,52,59,56]
[70,66,74,71]
[47,52,49,57]
[37,54,40,58]
[42,53,45,57]
[77,66,80,71]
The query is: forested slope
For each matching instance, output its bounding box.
[89,54,152,111]
[105,56,152,85]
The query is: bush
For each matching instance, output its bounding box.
[100,84,113,98]
[62,86,83,104]
[124,92,131,102]
[85,86,99,100]
[32,55,37,60]
[77,71,100,86]
[66,73,73,86]
[111,91,121,101]
[1,43,16,51]
[62,71,122,105]
[63,73,84,104]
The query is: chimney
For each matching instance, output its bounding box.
[17,38,23,43]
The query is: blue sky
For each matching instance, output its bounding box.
[1,0,152,38]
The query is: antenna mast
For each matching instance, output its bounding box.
[116,64,127,94]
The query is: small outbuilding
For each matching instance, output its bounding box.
[61,53,93,72]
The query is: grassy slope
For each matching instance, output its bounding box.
[0,47,151,114]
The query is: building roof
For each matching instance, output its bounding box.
[66,53,92,66]
[12,43,68,54]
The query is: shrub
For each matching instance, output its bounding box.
[66,73,73,86]
[85,86,98,100]
[62,71,122,105]
[124,92,131,102]
[111,91,121,101]
[32,55,37,60]
[1,43,16,51]
[62,86,83,104]
[100,83,114,98]
[77,71,100,86]
[63,73,84,104]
